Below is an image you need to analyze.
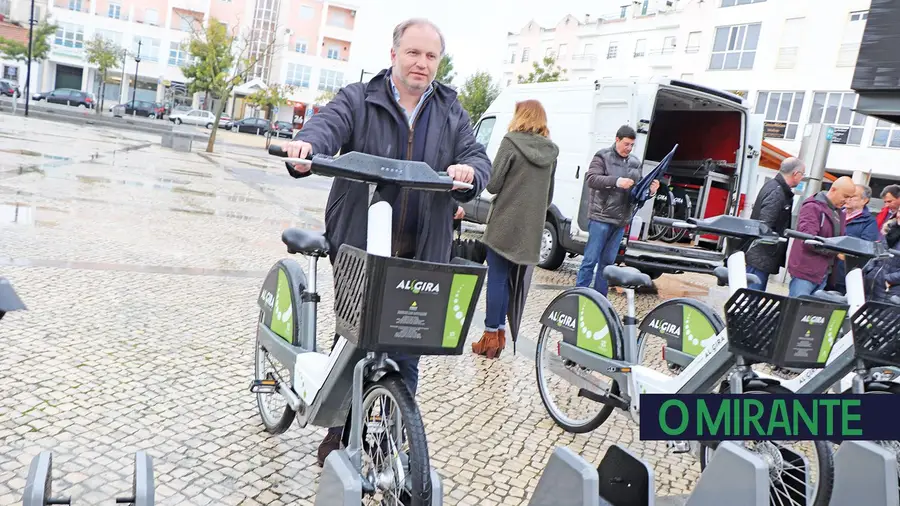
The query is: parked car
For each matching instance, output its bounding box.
[0,80,20,98]
[169,109,217,128]
[33,88,94,108]
[270,121,294,138]
[232,117,270,135]
[113,100,159,118]
[172,105,192,115]
[218,113,233,129]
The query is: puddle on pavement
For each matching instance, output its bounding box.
[171,187,216,198]
[168,168,213,178]
[0,202,67,227]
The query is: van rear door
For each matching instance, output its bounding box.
[572,81,638,241]
[738,113,766,217]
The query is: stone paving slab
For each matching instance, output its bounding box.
[0,115,715,505]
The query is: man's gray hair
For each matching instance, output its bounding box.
[857,184,872,200]
[392,18,446,56]
[779,157,805,175]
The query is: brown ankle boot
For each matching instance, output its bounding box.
[497,329,507,354]
[472,330,502,359]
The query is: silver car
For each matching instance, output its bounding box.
[169,109,217,128]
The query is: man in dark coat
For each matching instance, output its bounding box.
[744,157,805,291]
[283,18,491,466]
[830,183,882,293]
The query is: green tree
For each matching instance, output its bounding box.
[435,54,455,85]
[0,19,57,63]
[517,56,567,84]
[315,89,337,104]
[247,83,294,120]
[182,18,280,152]
[458,70,500,125]
[85,35,123,115]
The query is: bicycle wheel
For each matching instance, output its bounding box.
[254,312,296,434]
[700,383,834,506]
[535,325,621,433]
[661,187,692,243]
[647,189,675,241]
[359,374,431,506]
[635,331,682,375]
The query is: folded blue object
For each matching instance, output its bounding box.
[630,144,678,218]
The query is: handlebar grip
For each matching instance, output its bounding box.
[268,144,287,157]
[652,217,695,229]
[785,229,817,241]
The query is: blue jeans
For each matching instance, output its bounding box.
[576,220,626,296]
[788,277,826,298]
[746,266,770,291]
[484,248,513,331]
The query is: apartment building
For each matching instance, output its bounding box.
[0,0,357,122]
[501,0,898,192]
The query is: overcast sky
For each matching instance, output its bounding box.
[351,0,622,85]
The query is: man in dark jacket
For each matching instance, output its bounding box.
[831,183,882,292]
[283,18,491,466]
[576,125,658,295]
[744,157,805,291]
[787,177,856,297]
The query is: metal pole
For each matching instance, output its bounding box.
[800,123,832,202]
[359,69,364,82]
[23,0,35,117]
[131,40,141,116]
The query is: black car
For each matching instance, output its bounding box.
[115,100,160,118]
[0,80,20,98]
[270,121,294,138]
[233,117,270,135]
[34,88,94,108]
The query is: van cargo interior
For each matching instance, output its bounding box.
[643,88,744,249]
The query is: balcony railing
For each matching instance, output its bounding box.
[54,0,90,13]
[570,53,597,69]
[685,45,701,54]
[775,46,798,70]
[837,43,860,68]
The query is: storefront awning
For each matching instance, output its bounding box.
[760,141,837,182]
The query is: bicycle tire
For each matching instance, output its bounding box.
[699,383,834,506]
[535,326,621,433]
[635,331,682,375]
[647,189,675,241]
[254,321,296,434]
[363,374,432,506]
[661,187,693,243]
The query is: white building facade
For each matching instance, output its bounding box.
[502,0,897,190]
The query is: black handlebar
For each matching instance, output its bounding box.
[783,228,891,259]
[652,215,780,241]
[269,144,472,191]
[784,229,817,241]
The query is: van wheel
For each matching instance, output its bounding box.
[538,221,566,271]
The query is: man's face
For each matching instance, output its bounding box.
[788,166,806,187]
[830,185,857,208]
[390,24,442,93]
[885,192,900,211]
[615,137,635,158]
[845,187,866,211]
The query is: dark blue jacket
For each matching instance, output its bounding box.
[290,69,491,264]
[833,206,882,288]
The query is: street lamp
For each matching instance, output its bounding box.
[131,40,142,116]
[359,69,375,83]
[23,0,36,117]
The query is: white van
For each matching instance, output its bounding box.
[464,77,765,277]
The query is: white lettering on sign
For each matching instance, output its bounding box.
[395,280,440,294]
[800,315,826,325]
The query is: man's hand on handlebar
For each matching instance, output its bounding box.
[446,164,475,185]
[286,140,313,174]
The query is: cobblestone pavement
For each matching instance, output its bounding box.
[0,115,762,505]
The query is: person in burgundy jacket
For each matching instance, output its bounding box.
[787,177,856,297]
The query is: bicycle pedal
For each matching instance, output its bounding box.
[667,441,691,454]
[249,379,278,394]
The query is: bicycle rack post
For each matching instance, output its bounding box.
[683,442,770,506]
[830,441,899,506]
[116,451,155,506]
[23,452,70,506]
[528,447,600,506]
[316,450,445,505]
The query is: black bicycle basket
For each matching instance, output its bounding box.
[332,245,487,355]
[851,301,900,368]
[724,288,850,369]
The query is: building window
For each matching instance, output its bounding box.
[809,91,866,145]
[709,23,761,70]
[557,44,568,59]
[872,120,900,148]
[582,43,594,56]
[776,17,804,70]
[607,42,618,59]
[168,41,188,66]
[179,15,194,32]
[620,6,626,18]
[508,52,515,64]
[686,31,701,53]
[544,46,554,58]
[662,36,676,52]
[286,63,311,88]
[640,0,649,15]
[721,0,765,6]
[755,91,805,140]
[850,10,868,22]
[319,69,344,92]
[95,29,121,45]
[132,36,160,62]
[328,10,346,27]
[53,23,84,48]
[299,5,313,19]
[107,2,121,19]
[326,46,340,60]
[295,40,308,54]
[634,39,646,57]
[521,48,530,62]
[144,9,158,25]
[67,0,81,11]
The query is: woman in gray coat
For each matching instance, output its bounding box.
[472,100,559,359]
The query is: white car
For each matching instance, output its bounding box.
[169,109,217,128]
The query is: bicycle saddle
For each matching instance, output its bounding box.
[602,266,653,289]
[282,228,330,257]
[712,266,761,287]
[803,290,848,305]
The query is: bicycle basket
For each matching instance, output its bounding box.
[332,245,487,356]
[724,288,849,369]
[851,301,900,368]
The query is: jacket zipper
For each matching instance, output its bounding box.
[395,93,433,256]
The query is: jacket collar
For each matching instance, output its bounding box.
[364,68,456,116]
[773,172,794,198]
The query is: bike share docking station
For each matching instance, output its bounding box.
[22,451,155,506]
[524,440,899,506]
